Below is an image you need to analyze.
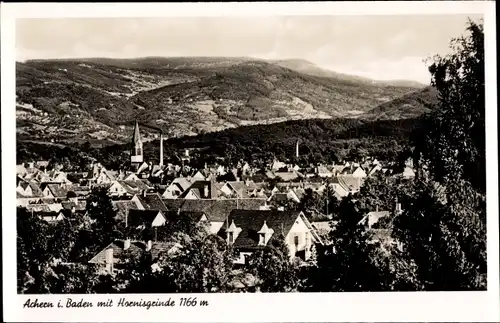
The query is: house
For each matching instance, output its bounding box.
[16,180,43,198]
[304,182,326,194]
[368,164,382,177]
[46,170,72,184]
[351,167,367,179]
[271,160,287,171]
[16,164,28,177]
[42,183,68,199]
[267,189,301,204]
[220,181,249,198]
[221,209,323,264]
[37,210,66,223]
[87,165,117,185]
[273,170,301,182]
[162,198,268,234]
[136,161,150,176]
[112,200,141,223]
[400,166,416,180]
[163,210,209,230]
[127,209,166,229]
[335,175,362,193]
[132,193,169,212]
[317,165,333,178]
[66,185,91,199]
[35,160,50,169]
[191,171,206,181]
[358,209,391,229]
[108,180,152,197]
[328,181,350,200]
[179,180,218,200]
[162,177,192,199]
[123,173,141,181]
[88,239,179,274]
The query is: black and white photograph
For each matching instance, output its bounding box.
[2,1,499,322]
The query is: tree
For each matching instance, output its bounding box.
[298,188,322,215]
[17,208,54,294]
[75,187,121,262]
[309,196,402,292]
[392,178,486,290]
[153,234,235,293]
[392,19,487,291]
[245,234,300,292]
[415,19,485,193]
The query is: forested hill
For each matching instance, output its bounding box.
[16,57,425,146]
[17,116,425,170]
[154,117,423,166]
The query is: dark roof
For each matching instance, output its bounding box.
[162,198,267,222]
[45,184,68,197]
[128,209,164,228]
[112,200,139,222]
[180,211,206,223]
[61,201,77,210]
[163,210,206,224]
[269,193,289,202]
[180,180,217,199]
[137,193,168,211]
[226,209,301,249]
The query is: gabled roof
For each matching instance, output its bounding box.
[112,200,140,222]
[128,209,164,228]
[163,210,207,224]
[162,198,268,222]
[180,180,217,199]
[88,239,174,265]
[170,177,192,191]
[45,183,68,198]
[136,193,169,212]
[225,209,302,249]
[61,201,77,210]
[268,192,290,203]
[36,211,65,222]
[25,181,44,197]
[274,171,301,182]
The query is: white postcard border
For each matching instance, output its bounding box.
[2,2,498,322]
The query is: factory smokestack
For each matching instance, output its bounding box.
[159,131,164,167]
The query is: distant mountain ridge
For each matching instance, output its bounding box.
[16,56,435,146]
[269,58,428,88]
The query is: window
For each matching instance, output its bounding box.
[294,235,299,246]
[228,232,234,243]
[259,233,265,245]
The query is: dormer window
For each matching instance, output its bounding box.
[258,233,265,246]
[258,221,274,246]
[226,220,241,244]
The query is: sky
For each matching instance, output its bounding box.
[16,15,482,84]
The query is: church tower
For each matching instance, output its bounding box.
[131,120,143,167]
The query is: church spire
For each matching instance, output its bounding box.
[131,120,144,166]
[132,119,141,145]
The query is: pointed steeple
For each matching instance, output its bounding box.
[130,119,144,166]
[132,119,141,145]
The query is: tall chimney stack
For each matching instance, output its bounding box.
[159,131,164,168]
